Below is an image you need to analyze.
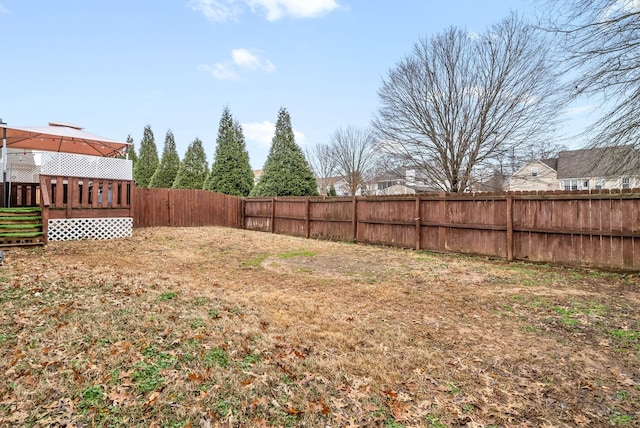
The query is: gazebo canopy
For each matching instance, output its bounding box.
[1,122,129,157]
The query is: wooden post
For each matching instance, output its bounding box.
[506,194,514,262]
[240,198,245,230]
[305,198,311,239]
[129,181,135,224]
[352,196,358,242]
[65,177,74,218]
[415,194,421,250]
[270,197,276,233]
[39,176,50,244]
[438,192,446,251]
[167,188,173,227]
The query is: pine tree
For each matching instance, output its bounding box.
[250,108,318,197]
[149,130,180,188]
[172,138,209,189]
[126,135,138,171]
[133,125,159,188]
[205,107,254,196]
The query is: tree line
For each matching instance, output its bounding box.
[130,1,639,195]
[130,107,318,197]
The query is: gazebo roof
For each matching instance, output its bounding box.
[1,122,129,157]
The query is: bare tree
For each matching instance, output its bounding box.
[330,126,378,196]
[374,14,562,192]
[493,140,568,178]
[306,142,336,195]
[539,0,640,149]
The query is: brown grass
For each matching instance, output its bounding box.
[0,226,639,427]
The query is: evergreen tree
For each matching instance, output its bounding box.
[250,108,318,197]
[205,107,254,196]
[133,125,159,188]
[149,130,180,188]
[126,135,138,171]
[172,138,209,189]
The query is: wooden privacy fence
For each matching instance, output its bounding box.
[243,191,640,271]
[134,188,242,229]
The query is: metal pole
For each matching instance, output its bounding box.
[0,119,6,208]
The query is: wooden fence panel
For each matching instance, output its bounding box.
[244,198,272,232]
[134,188,241,229]
[273,199,307,237]
[418,198,441,251]
[309,199,353,241]
[357,198,415,247]
[135,188,170,227]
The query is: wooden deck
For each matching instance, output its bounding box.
[0,175,135,245]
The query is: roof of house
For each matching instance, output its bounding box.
[541,158,558,170]
[556,146,640,179]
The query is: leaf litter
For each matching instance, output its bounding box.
[0,226,638,427]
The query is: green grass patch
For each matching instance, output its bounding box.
[425,414,447,428]
[190,318,205,330]
[158,291,178,301]
[241,353,262,370]
[131,362,165,393]
[278,250,316,259]
[204,348,229,368]
[78,385,104,411]
[610,411,635,426]
[241,254,268,268]
[609,329,639,342]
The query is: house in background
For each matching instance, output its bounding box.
[365,167,437,195]
[507,158,559,191]
[508,146,640,191]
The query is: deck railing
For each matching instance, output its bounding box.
[39,175,134,219]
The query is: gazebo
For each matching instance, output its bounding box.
[0,121,133,247]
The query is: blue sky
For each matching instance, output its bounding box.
[0,0,568,169]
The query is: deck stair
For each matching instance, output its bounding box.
[0,207,45,248]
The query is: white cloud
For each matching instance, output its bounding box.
[189,0,241,22]
[0,2,10,14]
[199,49,275,80]
[232,48,275,72]
[246,0,340,21]
[190,0,340,22]
[243,121,307,147]
[197,63,239,80]
[244,121,276,146]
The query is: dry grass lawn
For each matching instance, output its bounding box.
[0,227,639,427]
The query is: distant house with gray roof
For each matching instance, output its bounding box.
[508,146,640,191]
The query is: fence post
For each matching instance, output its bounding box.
[352,196,358,242]
[506,194,514,262]
[415,194,421,250]
[240,198,245,230]
[305,198,311,239]
[270,197,276,233]
[438,192,446,251]
[129,182,135,224]
[167,189,173,227]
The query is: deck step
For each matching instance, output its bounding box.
[0,223,42,230]
[0,216,42,222]
[0,207,41,213]
[0,207,45,247]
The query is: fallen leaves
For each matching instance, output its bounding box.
[0,227,637,427]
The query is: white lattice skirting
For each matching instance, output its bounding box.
[48,218,133,241]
